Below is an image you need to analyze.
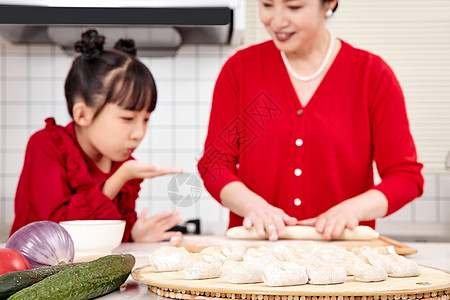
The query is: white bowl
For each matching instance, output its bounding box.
[59,220,125,256]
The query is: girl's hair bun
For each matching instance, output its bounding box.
[114,38,137,57]
[74,29,105,60]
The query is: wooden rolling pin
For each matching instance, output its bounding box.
[226,225,379,240]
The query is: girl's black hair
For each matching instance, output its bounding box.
[64,29,157,119]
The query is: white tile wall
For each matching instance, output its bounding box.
[1,35,449,238]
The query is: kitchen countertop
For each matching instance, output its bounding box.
[2,238,450,299]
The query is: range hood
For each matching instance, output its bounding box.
[0,0,245,56]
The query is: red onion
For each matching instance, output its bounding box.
[6,221,75,268]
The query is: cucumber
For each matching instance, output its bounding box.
[0,263,80,299]
[8,254,135,300]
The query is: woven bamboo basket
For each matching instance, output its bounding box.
[132,266,450,300]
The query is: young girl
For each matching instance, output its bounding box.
[10,29,184,242]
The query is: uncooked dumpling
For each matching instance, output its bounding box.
[181,253,222,279]
[243,247,278,267]
[262,261,308,287]
[222,260,263,283]
[352,262,387,282]
[149,246,188,272]
[306,265,347,285]
[344,254,387,282]
[200,244,246,263]
[256,244,293,261]
[357,246,420,277]
[332,251,386,282]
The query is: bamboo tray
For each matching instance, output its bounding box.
[132,266,450,300]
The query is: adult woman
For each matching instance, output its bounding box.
[197,0,423,241]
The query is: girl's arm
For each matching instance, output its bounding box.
[102,160,183,200]
[13,130,129,238]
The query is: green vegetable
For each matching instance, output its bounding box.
[0,263,79,299]
[8,254,135,300]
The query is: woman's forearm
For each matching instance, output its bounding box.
[351,189,389,221]
[220,181,267,217]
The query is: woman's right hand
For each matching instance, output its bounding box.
[243,201,298,241]
[119,160,184,181]
[221,181,297,241]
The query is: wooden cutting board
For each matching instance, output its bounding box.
[168,235,418,255]
[132,266,450,299]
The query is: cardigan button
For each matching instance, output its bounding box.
[297,109,303,115]
[294,168,302,176]
[295,139,303,146]
[294,198,302,206]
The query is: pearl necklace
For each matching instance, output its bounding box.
[281,31,335,82]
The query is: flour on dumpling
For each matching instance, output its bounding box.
[149,246,188,272]
[201,244,246,263]
[181,253,222,279]
[222,260,263,283]
[357,246,420,277]
[262,261,308,286]
[306,265,347,285]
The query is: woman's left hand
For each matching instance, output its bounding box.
[297,189,388,240]
[297,200,359,240]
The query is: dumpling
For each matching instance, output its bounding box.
[306,265,347,285]
[222,260,264,283]
[357,246,420,277]
[243,247,278,266]
[352,262,387,282]
[181,253,222,279]
[149,246,188,272]
[200,244,246,263]
[262,261,308,287]
[290,256,323,268]
[332,252,386,282]
[256,244,293,261]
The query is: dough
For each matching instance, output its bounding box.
[309,244,352,262]
[221,260,264,283]
[149,246,188,272]
[352,262,387,282]
[243,247,278,266]
[200,244,246,263]
[255,244,293,261]
[181,253,222,279]
[290,256,323,268]
[338,252,387,282]
[357,246,420,277]
[306,265,347,285]
[226,226,379,240]
[262,261,308,287]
